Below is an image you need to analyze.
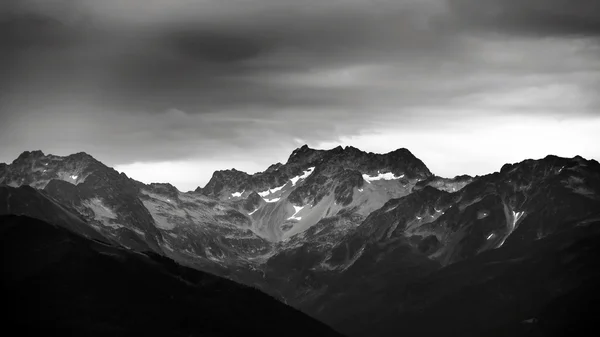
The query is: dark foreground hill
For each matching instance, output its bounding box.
[0,215,342,337]
[305,216,600,337]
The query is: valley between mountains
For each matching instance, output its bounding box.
[2,145,599,337]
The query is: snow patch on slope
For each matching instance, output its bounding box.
[264,197,280,203]
[287,204,305,220]
[258,184,286,197]
[497,209,525,248]
[362,171,404,184]
[290,167,315,186]
[231,190,244,197]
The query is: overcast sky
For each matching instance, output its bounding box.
[1,0,599,191]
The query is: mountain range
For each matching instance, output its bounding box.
[2,145,599,336]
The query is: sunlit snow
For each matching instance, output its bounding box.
[487,233,494,240]
[512,211,525,231]
[258,184,286,197]
[264,197,281,203]
[498,210,525,248]
[362,172,404,183]
[287,205,305,220]
[290,167,315,186]
[70,175,78,179]
[248,208,258,215]
[231,190,244,197]
[416,216,422,220]
[358,188,363,192]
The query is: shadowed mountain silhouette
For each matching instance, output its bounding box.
[0,215,343,337]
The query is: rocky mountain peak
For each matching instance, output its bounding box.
[13,150,45,164]
[266,162,284,173]
[201,168,254,197]
[287,144,323,165]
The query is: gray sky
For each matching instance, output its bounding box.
[1,0,599,191]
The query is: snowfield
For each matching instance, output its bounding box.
[362,172,404,183]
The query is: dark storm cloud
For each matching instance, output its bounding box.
[448,0,600,37]
[94,0,461,113]
[0,13,77,49]
[166,30,271,64]
[1,0,599,176]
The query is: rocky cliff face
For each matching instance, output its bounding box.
[195,145,432,241]
[2,146,599,337]
[0,150,272,283]
[258,153,600,336]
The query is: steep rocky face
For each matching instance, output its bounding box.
[198,145,433,241]
[414,174,473,193]
[315,216,600,337]
[0,185,111,244]
[243,191,264,212]
[199,145,431,200]
[0,163,7,183]
[260,154,600,336]
[2,147,599,337]
[430,155,600,265]
[263,186,450,307]
[1,151,165,253]
[319,154,600,271]
[137,183,273,276]
[199,168,254,197]
[1,151,117,189]
[0,151,273,279]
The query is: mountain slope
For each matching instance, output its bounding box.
[329,215,600,337]
[0,214,343,337]
[2,147,600,337]
[261,154,600,335]
[0,151,273,280]
[198,145,433,241]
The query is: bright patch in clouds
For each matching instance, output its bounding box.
[317,114,600,178]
